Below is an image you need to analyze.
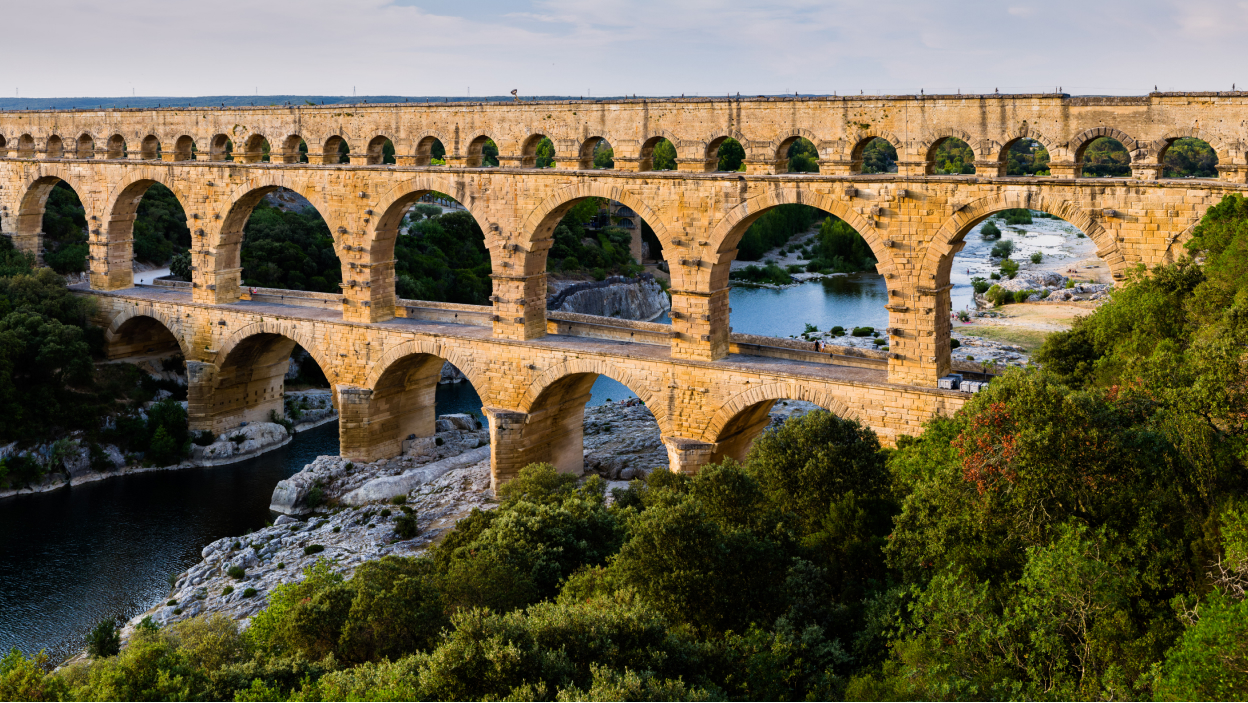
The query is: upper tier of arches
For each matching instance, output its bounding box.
[2,97,1244,179]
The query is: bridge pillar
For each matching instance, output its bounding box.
[186,361,219,433]
[676,158,714,173]
[444,155,469,168]
[744,158,784,175]
[1131,162,1162,180]
[1217,164,1248,183]
[342,258,396,323]
[1048,161,1079,179]
[613,156,642,172]
[491,273,547,340]
[974,160,1005,177]
[669,288,729,360]
[338,385,379,462]
[884,284,951,387]
[818,159,857,176]
[192,262,241,304]
[482,403,585,489]
[662,437,715,475]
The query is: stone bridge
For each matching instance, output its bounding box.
[0,93,1244,483]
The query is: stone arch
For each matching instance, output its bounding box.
[273,134,304,164]
[514,358,669,474]
[45,135,64,159]
[521,133,551,168]
[105,134,126,159]
[702,382,857,463]
[413,131,450,166]
[989,128,1059,174]
[706,188,893,283]
[139,135,161,160]
[172,135,195,161]
[516,182,673,278]
[364,339,488,396]
[365,134,394,165]
[575,135,614,170]
[920,191,1118,288]
[1148,129,1228,176]
[846,131,903,174]
[17,134,36,158]
[320,134,350,164]
[920,128,983,174]
[703,129,748,171]
[1068,127,1141,163]
[99,173,194,287]
[102,307,190,359]
[772,128,820,157]
[240,134,268,163]
[638,132,679,171]
[462,131,499,168]
[370,174,495,260]
[212,175,342,299]
[520,357,666,427]
[209,133,233,161]
[75,133,95,159]
[214,319,334,380]
[14,170,94,259]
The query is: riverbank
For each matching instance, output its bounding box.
[0,390,338,500]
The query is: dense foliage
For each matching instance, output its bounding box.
[1005,138,1051,175]
[736,204,823,261]
[240,202,341,293]
[395,208,492,304]
[1163,137,1218,178]
[1082,137,1132,177]
[651,138,677,170]
[716,137,746,171]
[805,217,876,273]
[41,182,189,275]
[786,138,819,173]
[547,198,641,279]
[932,137,975,174]
[860,137,897,173]
[40,183,88,274]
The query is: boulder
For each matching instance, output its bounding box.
[342,445,491,505]
[435,414,478,432]
[193,422,289,463]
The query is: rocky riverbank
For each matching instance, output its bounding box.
[547,275,670,321]
[126,398,816,637]
[0,390,338,500]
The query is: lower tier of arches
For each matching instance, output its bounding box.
[95,288,967,488]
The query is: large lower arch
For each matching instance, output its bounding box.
[348,340,488,462]
[102,310,187,360]
[499,359,667,478]
[14,170,94,263]
[703,383,857,465]
[201,323,334,434]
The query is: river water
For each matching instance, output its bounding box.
[5,224,1075,662]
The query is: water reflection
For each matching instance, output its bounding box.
[728,273,890,338]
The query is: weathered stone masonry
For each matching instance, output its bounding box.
[1,93,1243,481]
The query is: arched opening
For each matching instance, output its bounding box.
[38,180,89,276]
[220,187,341,295]
[1001,138,1051,176]
[727,206,884,342]
[639,136,676,171]
[466,135,498,167]
[1161,138,1219,178]
[106,315,182,361]
[240,135,269,163]
[210,333,331,434]
[45,135,64,160]
[779,136,819,173]
[172,135,194,161]
[209,134,234,161]
[366,136,396,165]
[106,134,126,160]
[1078,137,1131,177]
[576,137,614,170]
[708,136,745,172]
[117,181,191,283]
[524,371,664,479]
[539,196,668,319]
[947,207,1112,369]
[373,190,492,306]
[523,134,554,168]
[414,136,446,166]
[359,352,487,461]
[17,134,36,158]
[927,137,975,175]
[321,135,350,164]
[75,133,94,159]
[710,398,835,465]
[0,135,7,156]
[852,137,898,174]
[139,135,161,160]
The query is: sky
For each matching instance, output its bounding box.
[5,0,1248,98]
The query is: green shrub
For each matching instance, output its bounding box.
[390,495,407,505]
[1013,289,1036,303]
[851,326,874,337]
[227,566,245,579]
[167,599,178,607]
[304,485,324,509]
[222,586,234,596]
[1000,258,1020,279]
[829,326,844,336]
[971,277,991,294]
[332,525,341,533]
[999,208,1033,225]
[985,284,1010,306]
[1030,251,1043,264]
[242,588,257,598]
[277,563,285,569]
[85,619,120,658]
[989,239,1015,259]
[990,271,1001,280]
[379,509,391,518]
[951,339,961,349]
[980,220,1002,238]
[304,544,325,556]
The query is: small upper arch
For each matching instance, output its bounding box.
[17,134,36,158]
[75,133,95,159]
[320,134,350,164]
[1069,127,1141,163]
[413,131,450,166]
[44,135,64,159]
[365,135,395,165]
[105,134,127,159]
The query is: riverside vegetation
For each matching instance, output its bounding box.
[4,197,1248,699]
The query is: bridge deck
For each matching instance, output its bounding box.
[96,284,894,388]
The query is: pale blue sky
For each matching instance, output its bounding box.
[6,0,1246,97]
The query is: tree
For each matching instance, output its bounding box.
[786,138,819,173]
[535,137,555,168]
[861,138,897,174]
[86,619,121,658]
[716,138,745,171]
[592,140,614,169]
[651,139,676,171]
